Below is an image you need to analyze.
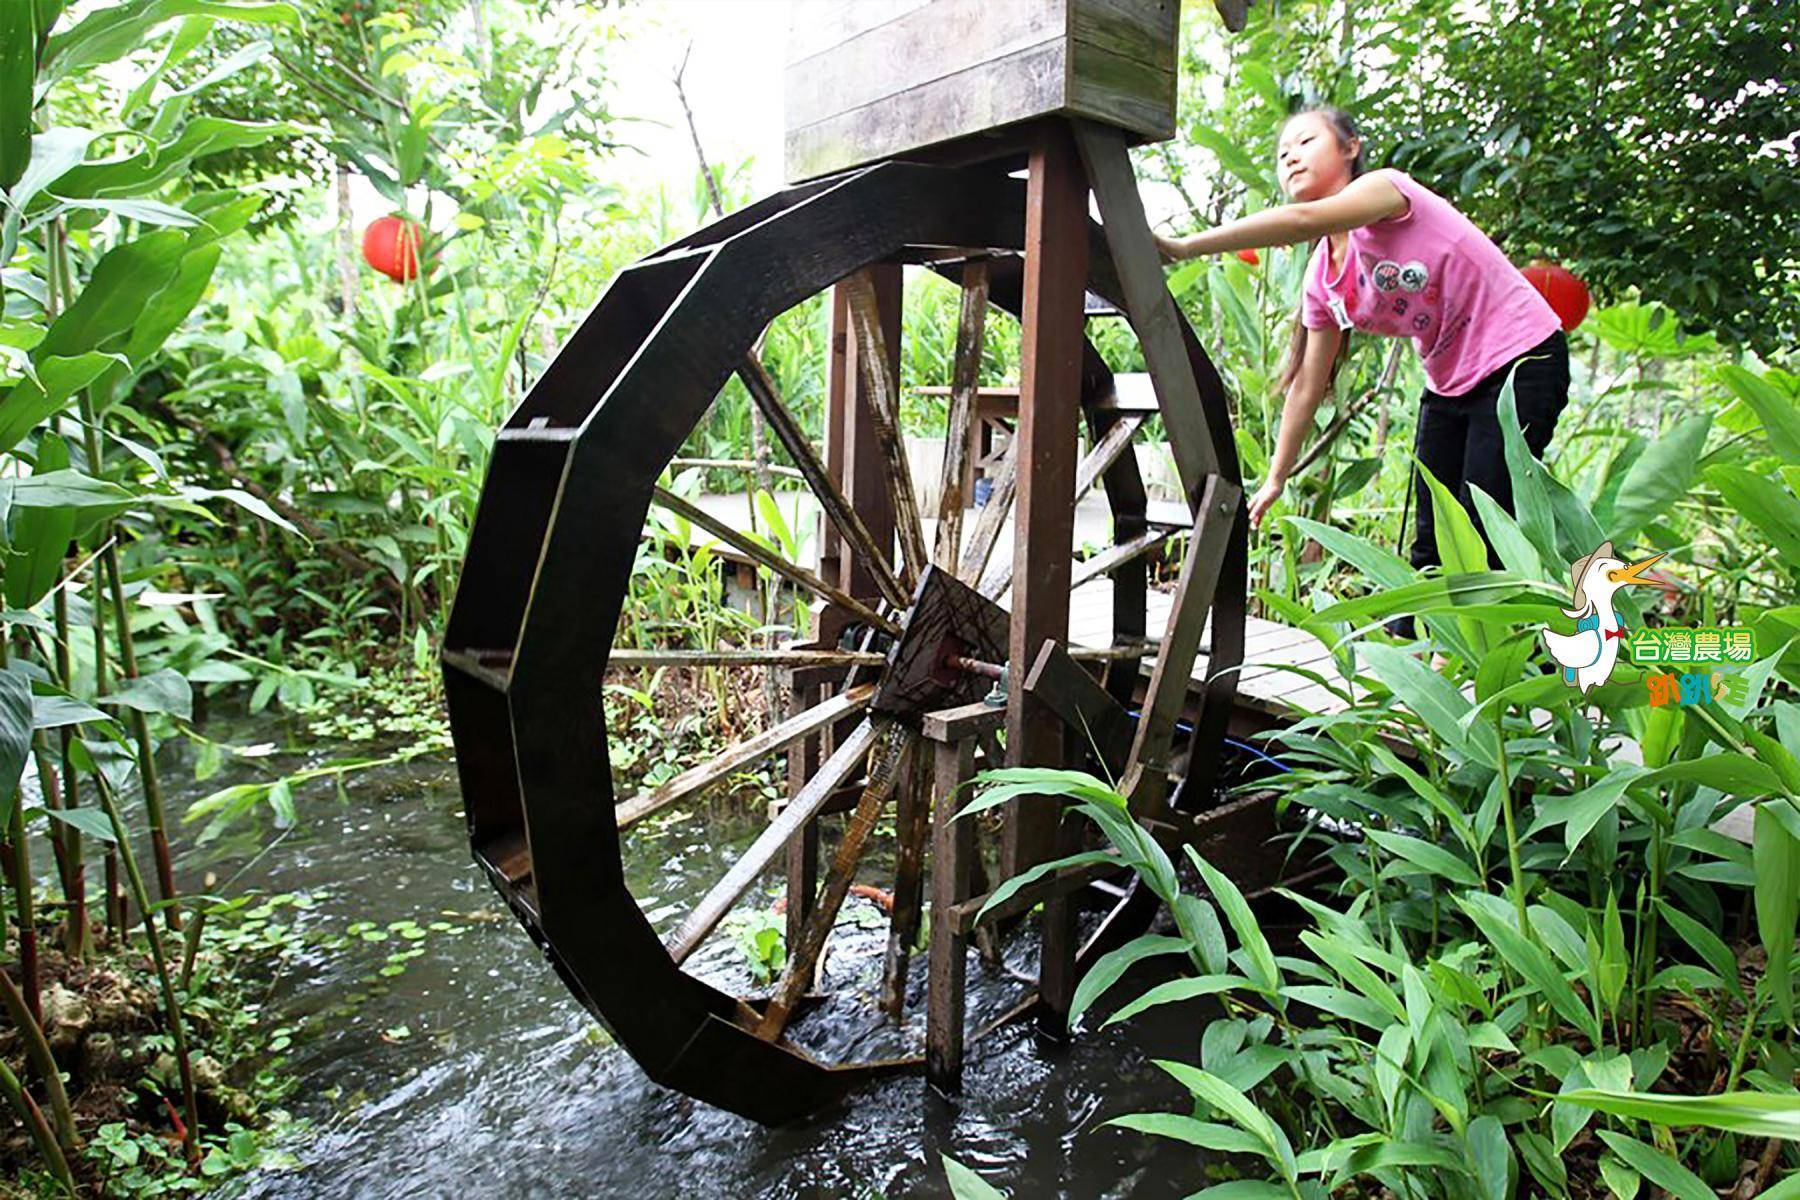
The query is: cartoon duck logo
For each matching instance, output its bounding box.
[1541,541,1665,693]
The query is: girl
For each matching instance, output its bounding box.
[1156,107,1570,599]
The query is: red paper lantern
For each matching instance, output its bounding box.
[1520,259,1590,332]
[1235,247,1260,266]
[362,214,423,283]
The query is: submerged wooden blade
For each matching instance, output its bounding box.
[756,722,914,1040]
[651,486,899,635]
[666,716,882,965]
[615,683,876,831]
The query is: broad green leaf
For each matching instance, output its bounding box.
[0,665,31,828]
[1367,743,1477,854]
[1419,459,1491,574]
[1071,934,1189,1023]
[1359,642,1497,767]
[0,352,124,456]
[1457,893,1600,1043]
[1643,754,1781,799]
[1187,846,1282,994]
[1101,973,1249,1027]
[1104,1113,1266,1156]
[0,3,43,193]
[1567,1088,1800,1140]
[941,1155,1006,1200]
[1281,516,1413,589]
[1279,984,1392,1030]
[1707,465,1800,563]
[101,667,192,721]
[1595,1132,1713,1200]
[1184,1183,1291,1200]
[1466,1114,1513,1200]
[39,231,187,359]
[1468,483,1545,580]
[1753,801,1800,1025]
[1719,364,1800,461]
[41,1,297,87]
[4,432,75,608]
[1597,1153,1640,1200]
[44,805,116,843]
[1655,901,1745,1001]
[1609,413,1711,537]
[1365,828,1481,888]
[1153,1059,1293,1176]
[1525,769,1640,858]
[1300,930,1405,1021]
[53,117,302,200]
[8,128,96,212]
[972,849,1116,925]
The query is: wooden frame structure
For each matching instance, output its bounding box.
[443,0,1274,1126]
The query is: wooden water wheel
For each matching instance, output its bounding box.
[441,123,1248,1123]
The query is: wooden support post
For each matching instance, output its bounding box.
[922,700,1004,1094]
[881,760,931,1019]
[1003,121,1089,1039]
[926,734,976,1094]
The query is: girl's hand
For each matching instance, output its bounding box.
[1153,232,1187,263]
[1248,477,1285,530]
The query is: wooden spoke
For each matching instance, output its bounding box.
[933,260,990,570]
[616,682,876,831]
[1073,413,1143,503]
[737,353,911,611]
[981,418,1139,599]
[651,486,900,636]
[756,722,914,1040]
[959,436,1017,592]
[841,273,931,585]
[666,716,882,965]
[1069,526,1177,589]
[608,649,884,670]
[1122,474,1240,820]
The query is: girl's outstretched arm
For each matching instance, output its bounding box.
[1249,322,1343,529]
[1157,173,1407,260]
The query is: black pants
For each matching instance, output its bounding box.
[1388,329,1569,639]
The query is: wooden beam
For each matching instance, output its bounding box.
[1122,474,1240,820]
[1022,640,1135,778]
[665,716,881,964]
[933,260,990,570]
[784,678,822,951]
[842,272,931,585]
[1004,121,1088,878]
[1073,121,1217,498]
[961,437,1018,592]
[651,486,899,636]
[1069,525,1176,590]
[836,270,900,605]
[608,649,885,670]
[617,684,875,830]
[881,760,932,1019]
[737,353,911,611]
[926,734,976,1094]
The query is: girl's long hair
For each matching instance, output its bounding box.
[1274,106,1368,400]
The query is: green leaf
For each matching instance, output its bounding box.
[1300,930,1406,1021]
[1719,364,1800,461]
[1153,1059,1294,1176]
[0,353,126,456]
[1280,984,1393,1030]
[52,116,302,199]
[1184,1183,1291,1200]
[0,2,40,193]
[42,2,297,88]
[4,432,75,609]
[1187,846,1282,994]
[1753,801,1800,1025]
[1526,769,1640,859]
[1466,1114,1513,1200]
[1419,458,1492,574]
[8,128,97,213]
[1595,1132,1714,1200]
[1100,973,1250,1027]
[1071,934,1189,1023]
[44,805,116,843]
[1468,484,1545,579]
[1457,893,1600,1043]
[1707,465,1800,563]
[1104,1113,1266,1156]
[941,1154,1006,1200]
[1567,1089,1800,1140]
[1365,828,1481,888]
[102,668,192,721]
[1359,642,1496,767]
[1609,413,1712,537]
[0,665,31,829]
[39,231,187,359]
[1655,902,1745,1001]
[972,849,1116,925]
[1281,516,1414,589]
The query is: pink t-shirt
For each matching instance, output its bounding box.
[1301,168,1561,397]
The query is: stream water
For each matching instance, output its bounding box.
[150,712,1218,1198]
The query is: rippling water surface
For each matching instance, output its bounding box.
[165,714,1214,1198]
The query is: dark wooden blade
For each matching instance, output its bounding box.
[665,716,881,964]
[841,273,931,585]
[756,722,913,1040]
[737,353,911,611]
[980,415,1141,599]
[615,683,876,831]
[880,760,933,1019]
[1122,474,1240,820]
[651,486,899,635]
[933,260,990,570]
[1021,640,1136,779]
[608,649,884,670]
[1073,121,1218,498]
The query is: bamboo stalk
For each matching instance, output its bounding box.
[0,1058,74,1196]
[0,967,78,1157]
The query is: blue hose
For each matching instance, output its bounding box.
[1122,708,1293,773]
